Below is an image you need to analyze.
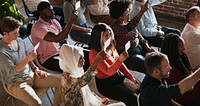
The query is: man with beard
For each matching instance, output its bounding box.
[31,1,77,73]
[140,52,200,106]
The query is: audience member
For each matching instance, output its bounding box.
[31,1,77,73]
[0,16,62,106]
[140,52,200,106]
[59,44,110,105]
[23,0,65,28]
[83,0,114,25]
[181,6,200,70]
[109,0,154,73]
[161,33,200,106]
[89,23,140,106]
[63,0,93,44]
[131,0,181,47]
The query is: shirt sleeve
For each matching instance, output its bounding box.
[188,32,200,44]
[143,82,181,100]
[62,67,96,89]
[136,18,158,37]
[127,16,140,31]
[0,52,17,82]
[150,0,167,6]
[119,63,134,80]
[31,23,48,41]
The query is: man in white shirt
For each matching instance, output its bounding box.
[181,6,200,70]
[131,0,181,47]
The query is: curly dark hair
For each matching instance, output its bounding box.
[161,33,192,75]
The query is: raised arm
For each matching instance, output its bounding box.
[178,68,200,94]
[43,11,78,43]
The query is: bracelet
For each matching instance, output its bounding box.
[32,66,38,71]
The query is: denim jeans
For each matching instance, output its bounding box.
[70,23,93,44]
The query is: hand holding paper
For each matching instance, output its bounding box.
[125,41,130,51]
[104,38,111,51]
[75,1,80,10]
[34,42,40,51]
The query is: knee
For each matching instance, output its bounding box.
[28,98,42,106]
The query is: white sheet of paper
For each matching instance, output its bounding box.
[34,42,40,51]
[125,41,130,51]
[104,38,111,51]
[75,1,80,10]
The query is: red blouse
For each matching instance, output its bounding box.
[89,48,134,80]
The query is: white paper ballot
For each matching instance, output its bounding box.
[125,41,130,51]
[34,42,40,51]
[75,1,80,10]
[104,38,111,51]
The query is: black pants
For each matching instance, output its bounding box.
[95,71,138,106]
[43,54,63,73]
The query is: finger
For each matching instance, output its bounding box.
[35,72,40,76]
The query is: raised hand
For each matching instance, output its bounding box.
[71,11,79,22]
[94,50,107,63]
[141,0,149,12]
[35,69,48,78]
[26,50,37,62]
[118,51,129,62]
[91,50,107,71]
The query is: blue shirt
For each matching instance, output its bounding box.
[0,38,34,84]
[131,0,166,37]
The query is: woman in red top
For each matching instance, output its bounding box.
[88,23,139,106]
[161,33,200,106]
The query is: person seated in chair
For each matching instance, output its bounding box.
[89,23,140,106]
[140,51,200,106]
[161,33,200,106]
[0,16,62,106]
[109,0,154,73]
[63,0,93,44]
[59,44,111,105]
[83,0,114,25]
[31,1,77,73]
[131,0,181,47]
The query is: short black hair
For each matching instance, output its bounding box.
[109,0,132,19]
[37,1,51,14]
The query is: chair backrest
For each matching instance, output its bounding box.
[0,70,48,97]
[22,0,34,17]
[88,77,122,104]
[35,55,61,74]
[0,71,19,99]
